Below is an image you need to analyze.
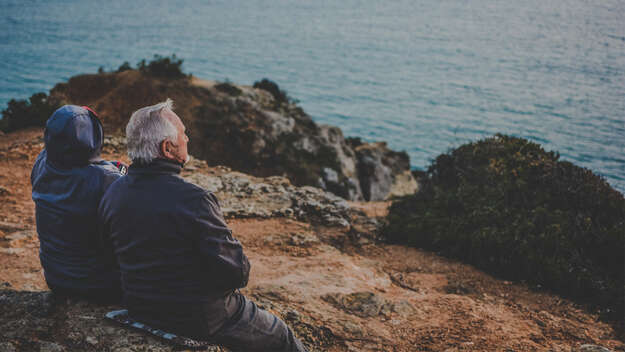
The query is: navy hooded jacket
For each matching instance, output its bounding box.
[98,158,250,332]
[31,105,123,290]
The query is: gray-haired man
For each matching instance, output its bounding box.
[98,99,307,351]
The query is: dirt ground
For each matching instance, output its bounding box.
[0,129,623,351]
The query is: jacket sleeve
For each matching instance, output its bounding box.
[96,161,124,191]
[96,164,123,274]
[193,191,250,290]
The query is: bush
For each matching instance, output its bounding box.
[0,93,61,133]
[138,54,186,79]
[215,81,242,96]
[116,61,132,72]
[384,134,625,320]
[253,78,289,104]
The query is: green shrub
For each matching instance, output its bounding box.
[0,93,61,133]
[117,61,132,72]
[138,54,186,79]
[215,81,242,96]
[253,78,289,104]
[384,134,625,320]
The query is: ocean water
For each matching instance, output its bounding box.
[1,0,623,193]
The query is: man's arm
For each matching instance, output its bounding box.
[96,166,123,275]
[193,191,250,290]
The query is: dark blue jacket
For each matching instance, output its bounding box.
[98,159,249,316]
[31,105,122,290]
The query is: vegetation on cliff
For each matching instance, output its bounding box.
[253,78,291,105]
[136,54,187,79]
[110,54,187,79]
[384,135,625,320]
[1,55,186,133]
[0,92,60,133]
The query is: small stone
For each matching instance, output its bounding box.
[285,308,300,321]
[0,342,16,352]
[341,321,363,336]
[575,345,613,352]
[322,167,339,184]
[288,233,319,247]
[379,302,393,317]
[0,221,25,232]
[103,326,118,335]
[357,236,372,245]
[0,186,11,196]
[39,341,65,352]
[67,332,82,343]
[0,248,24,255]
[322,291,390,318]
[85,336,98,345]
[392,300,416,317]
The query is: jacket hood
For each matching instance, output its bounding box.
[44,105,104,168]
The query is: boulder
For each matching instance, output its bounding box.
[182,168,357,229]
[349,140,418,201]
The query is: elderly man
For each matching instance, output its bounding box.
[99,99,307,351]
[31,105,125,303]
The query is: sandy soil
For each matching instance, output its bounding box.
[0,129,622,351]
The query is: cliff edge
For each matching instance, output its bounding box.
[0,130,622,351]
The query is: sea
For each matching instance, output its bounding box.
[1,0,623,193]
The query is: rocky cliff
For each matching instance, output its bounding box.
[47,71,417,201]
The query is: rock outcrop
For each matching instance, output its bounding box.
[49,71,416,201]
[180,156,369,230]
[347,138,418,201]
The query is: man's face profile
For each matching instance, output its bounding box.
[161,110,189,165]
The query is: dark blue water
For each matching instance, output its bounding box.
[1,0,624,193]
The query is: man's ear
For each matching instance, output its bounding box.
[160,139,172,159]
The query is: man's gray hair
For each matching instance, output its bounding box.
[126,98,178,164]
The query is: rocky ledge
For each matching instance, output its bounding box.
[50,71,417,201]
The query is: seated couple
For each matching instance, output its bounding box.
[31,101,307,352]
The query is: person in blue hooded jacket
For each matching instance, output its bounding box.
[31,105,126,303]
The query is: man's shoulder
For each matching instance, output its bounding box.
[171,177,223,211]
[175,177,220,208]
[107,172,210,199]
[179,176,210,195]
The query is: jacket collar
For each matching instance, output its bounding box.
[129,158,182,176]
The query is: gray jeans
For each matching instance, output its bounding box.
[212,293,308,352]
